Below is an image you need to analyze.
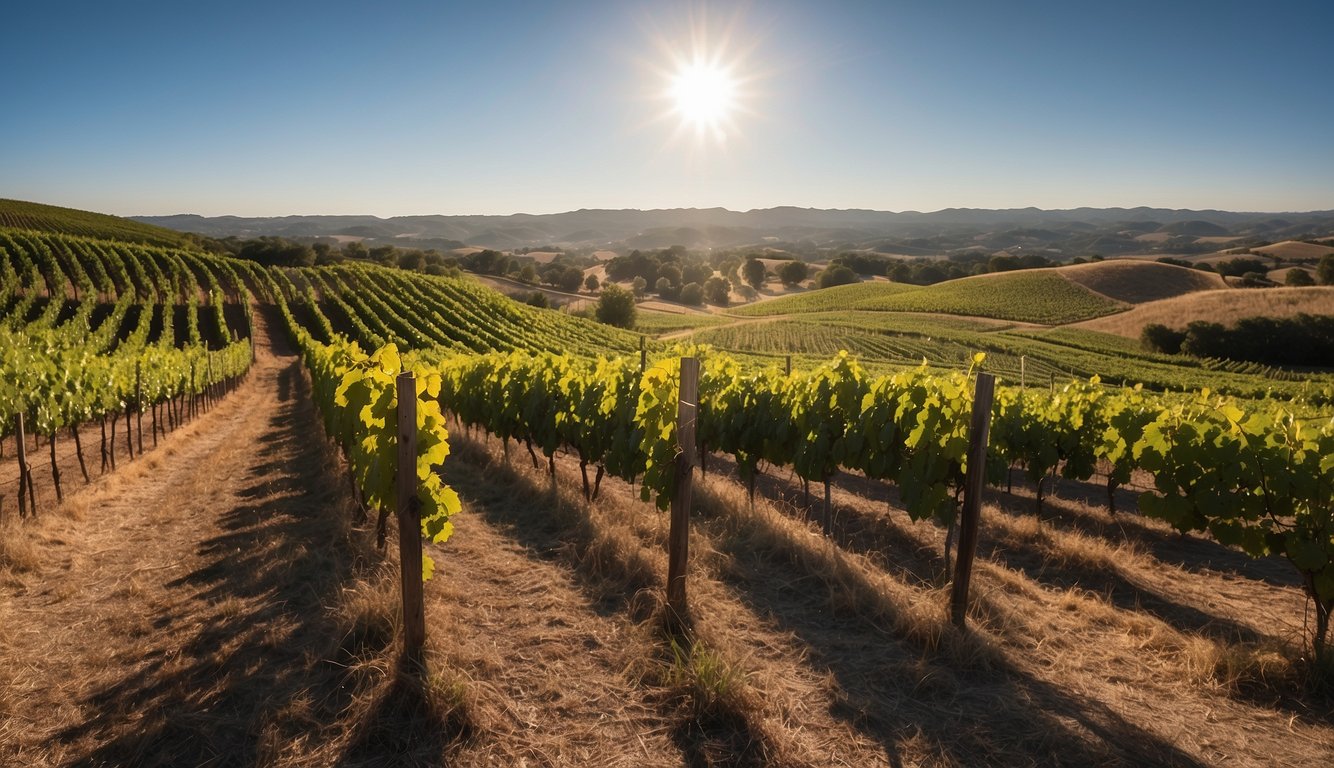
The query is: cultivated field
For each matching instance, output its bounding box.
[1,200,1332,766]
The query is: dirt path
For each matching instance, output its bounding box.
[0,311,432,767]
[425,495,687,766]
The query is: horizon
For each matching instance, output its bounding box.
[128,202,1334,220]
[4,1,1334,217]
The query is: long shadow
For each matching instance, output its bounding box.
[703,509,1212,767]
[708,453,1333,732]
[709,451,1299,648]
[988,476,1300,589]
[57,357,463,766]
[725,449,1300,591]
[439,437,781,767]
[440,438,660,620]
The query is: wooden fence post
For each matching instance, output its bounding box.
[15,413,31,518]
[396,371,426,661]
[950,372,996,629]
[135,360,144,454]
[667,357,699,626]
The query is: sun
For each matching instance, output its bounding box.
[670,61,737,134]
[643,9,762,148]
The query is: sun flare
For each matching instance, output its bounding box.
[670,61,737,133]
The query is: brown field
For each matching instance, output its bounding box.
[1268,266,1316,283]
[1252,240,1334,261]
[2,313,1333,766]
[1077,286,1334,337]
[1061,259,1229,304]
[524,250,562,264]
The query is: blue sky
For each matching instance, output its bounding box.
[3,0,1332,216]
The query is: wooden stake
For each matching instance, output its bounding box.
[124,407,134,460]
[667,357,699,626]
[15,413,30,518]
[135,361,144,454]
[396,372,426,661]
[950,372,996,629]
[49,431,62,502]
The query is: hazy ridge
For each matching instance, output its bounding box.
[134,205,1334,256]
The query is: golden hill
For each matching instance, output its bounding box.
[1075,286,1334,338]
[1059,259,1227,304]
[1250,240,1334,261]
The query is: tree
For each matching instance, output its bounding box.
[682,262,712,285]
[741,257,767,290]
[657,264,682,287]
[718,258,741,284]
[632,276,648,297]
[778,260,809,286]
[558,266,585,293]
[817,265,860,288]
[680,282,704,306]
[1319,253,1334,285]
[595,284,637,328]
[584,274,600,291]
[342,241,369,261]
[655,276,678,300]
[397,250,426,272]
[704,276,730,306]
[1285,268,1315,286]
[526,291,550,308]
[1141,323,1185,354]
[518,264,537,284]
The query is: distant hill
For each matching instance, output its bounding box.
[1059,260,1227,304]
[1,198,194,248]
[134,205,1334,257]
[1077,287,1334,338]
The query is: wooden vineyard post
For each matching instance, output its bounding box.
[785,355,792,376]
[396,371,426,661]
[15,413,32,518]
[950,372,996,629]
[135,360,144,454]
[667,357,700,627]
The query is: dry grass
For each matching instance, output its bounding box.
[0,520,41,573]
[1076,285,1334,337]
[1059,259,1228,303]
[1252,240,1334,261]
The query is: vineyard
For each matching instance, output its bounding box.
[2,215,1333,766]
